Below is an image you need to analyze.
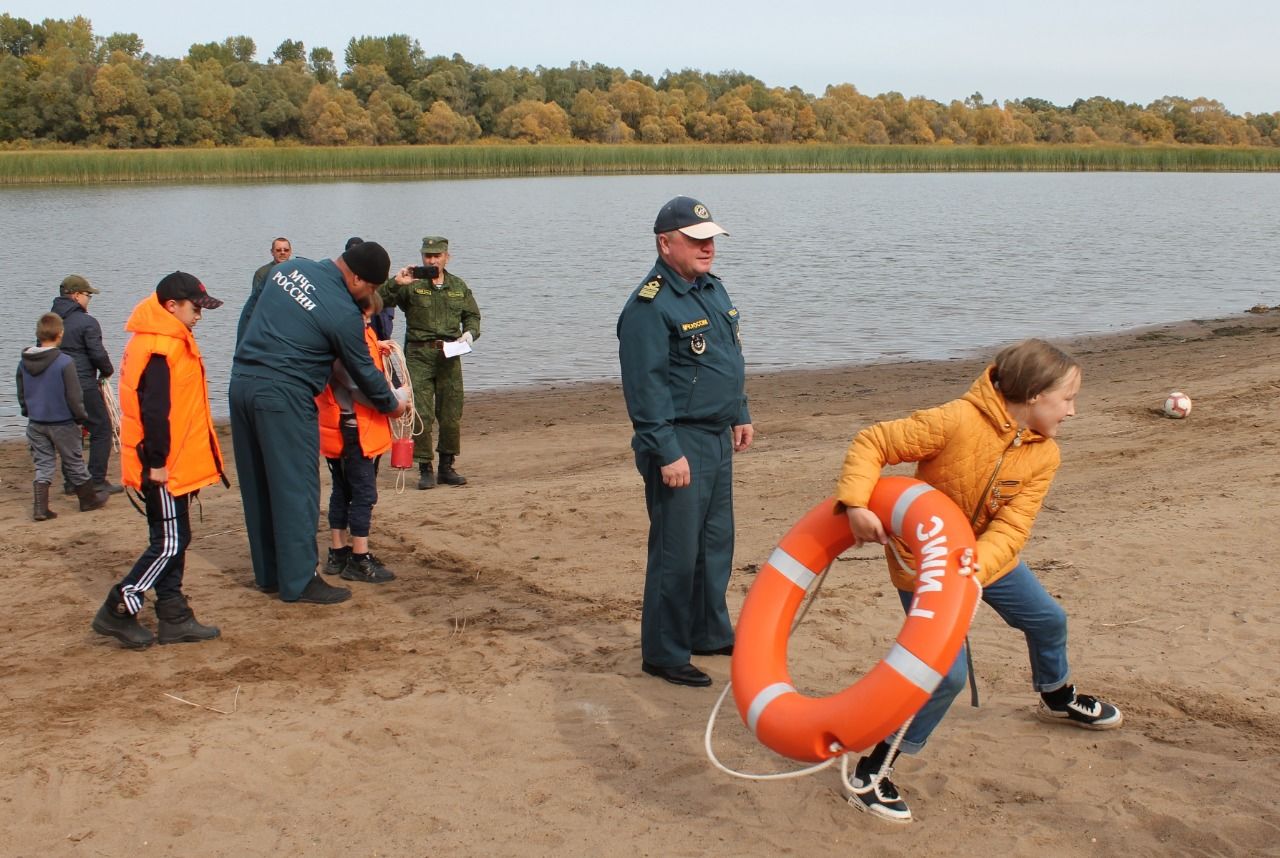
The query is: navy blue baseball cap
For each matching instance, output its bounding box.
[653,196,729,239]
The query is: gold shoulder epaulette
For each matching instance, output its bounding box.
[637,276,663,302]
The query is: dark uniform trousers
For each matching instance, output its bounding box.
[638,424,736,667]
[229,373,322,600]
[406,343,464,461]
[80,378,112,484]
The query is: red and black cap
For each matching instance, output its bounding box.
[156,271,223,310]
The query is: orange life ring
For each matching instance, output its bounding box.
[730,476,981,763]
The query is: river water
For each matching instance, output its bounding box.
[2,172,1277,438]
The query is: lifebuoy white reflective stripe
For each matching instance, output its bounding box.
[730,476,980,763]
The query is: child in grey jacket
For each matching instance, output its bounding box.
[16,313,110,520]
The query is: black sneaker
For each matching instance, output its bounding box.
[324,547,351,575]
[1037,689,1123,730]
[846,757,912,824]
[341,553,395,583]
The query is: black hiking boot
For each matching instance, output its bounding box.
[91,587,155,649]
[437,454,467,486]
[417,462,436,490]
[155,594,221,644]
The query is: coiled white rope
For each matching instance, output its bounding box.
[100,377,121,452]
[704,561,840,781]
[382,341,421,493]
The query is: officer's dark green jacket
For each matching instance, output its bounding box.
[378,271,480,343]
[233,257,397,411]
[617,257,750,465]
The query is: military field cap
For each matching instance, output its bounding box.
[156,271,223,310]
[421,236,449,254]
[60,274,99,295]
[653,196,728,239]
[343,239,391,284]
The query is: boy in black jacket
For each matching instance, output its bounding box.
[16,313,111,520]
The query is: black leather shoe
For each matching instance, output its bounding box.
[642,662,712,687]
[290,576,351,604]
[692,643,734,656]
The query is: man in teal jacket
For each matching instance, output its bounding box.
[617,196,754,687]
[231,241,407,604]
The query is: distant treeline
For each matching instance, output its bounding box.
[3,14,1279,150]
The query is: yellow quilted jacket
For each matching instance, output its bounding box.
[835,365,1060,589]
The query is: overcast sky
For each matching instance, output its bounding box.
[7,0,1278,115]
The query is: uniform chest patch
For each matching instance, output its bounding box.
[681,318,710,332]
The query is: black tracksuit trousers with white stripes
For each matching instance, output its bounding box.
[117,484,192,615]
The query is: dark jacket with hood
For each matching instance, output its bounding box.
[51,295,113,383]
[17,346,88,425]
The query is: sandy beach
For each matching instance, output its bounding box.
[2,310,1278,858]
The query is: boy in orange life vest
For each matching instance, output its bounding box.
[318,291,401,583]
[92,272,228,649]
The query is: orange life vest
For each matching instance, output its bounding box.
[316,325,393,459]
[118,296,225,496]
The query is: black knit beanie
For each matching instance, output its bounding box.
[342,240,390,284]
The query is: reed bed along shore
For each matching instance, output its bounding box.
[3,143,1279,185]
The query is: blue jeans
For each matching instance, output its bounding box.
[896,559,1069,755]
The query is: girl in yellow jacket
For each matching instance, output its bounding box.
[835,339,1121,824]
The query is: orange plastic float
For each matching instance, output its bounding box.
[730,476,980,763]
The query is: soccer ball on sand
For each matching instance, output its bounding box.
[1162,391,1192,419]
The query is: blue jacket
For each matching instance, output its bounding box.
[51,296,113,383]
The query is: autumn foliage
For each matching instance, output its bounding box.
[3,14,1278,150]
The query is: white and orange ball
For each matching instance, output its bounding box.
[1162,391,1192,418]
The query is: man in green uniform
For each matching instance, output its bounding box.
[231,241,407,604]
[379,236,481,490]
[617,196,754,688]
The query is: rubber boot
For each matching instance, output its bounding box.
[91,586,155,649]
[33,481,57,522]
[437,454,467,486]
[94,480,125,495]
[416,461,436,490]
[75,480,110,512]
[155,594,221,644]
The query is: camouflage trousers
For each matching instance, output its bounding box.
[405,343,464,462]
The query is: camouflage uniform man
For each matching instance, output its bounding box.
[379,236,481,489]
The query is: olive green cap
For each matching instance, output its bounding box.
[60,274,99,295]
[421,236,449,254]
